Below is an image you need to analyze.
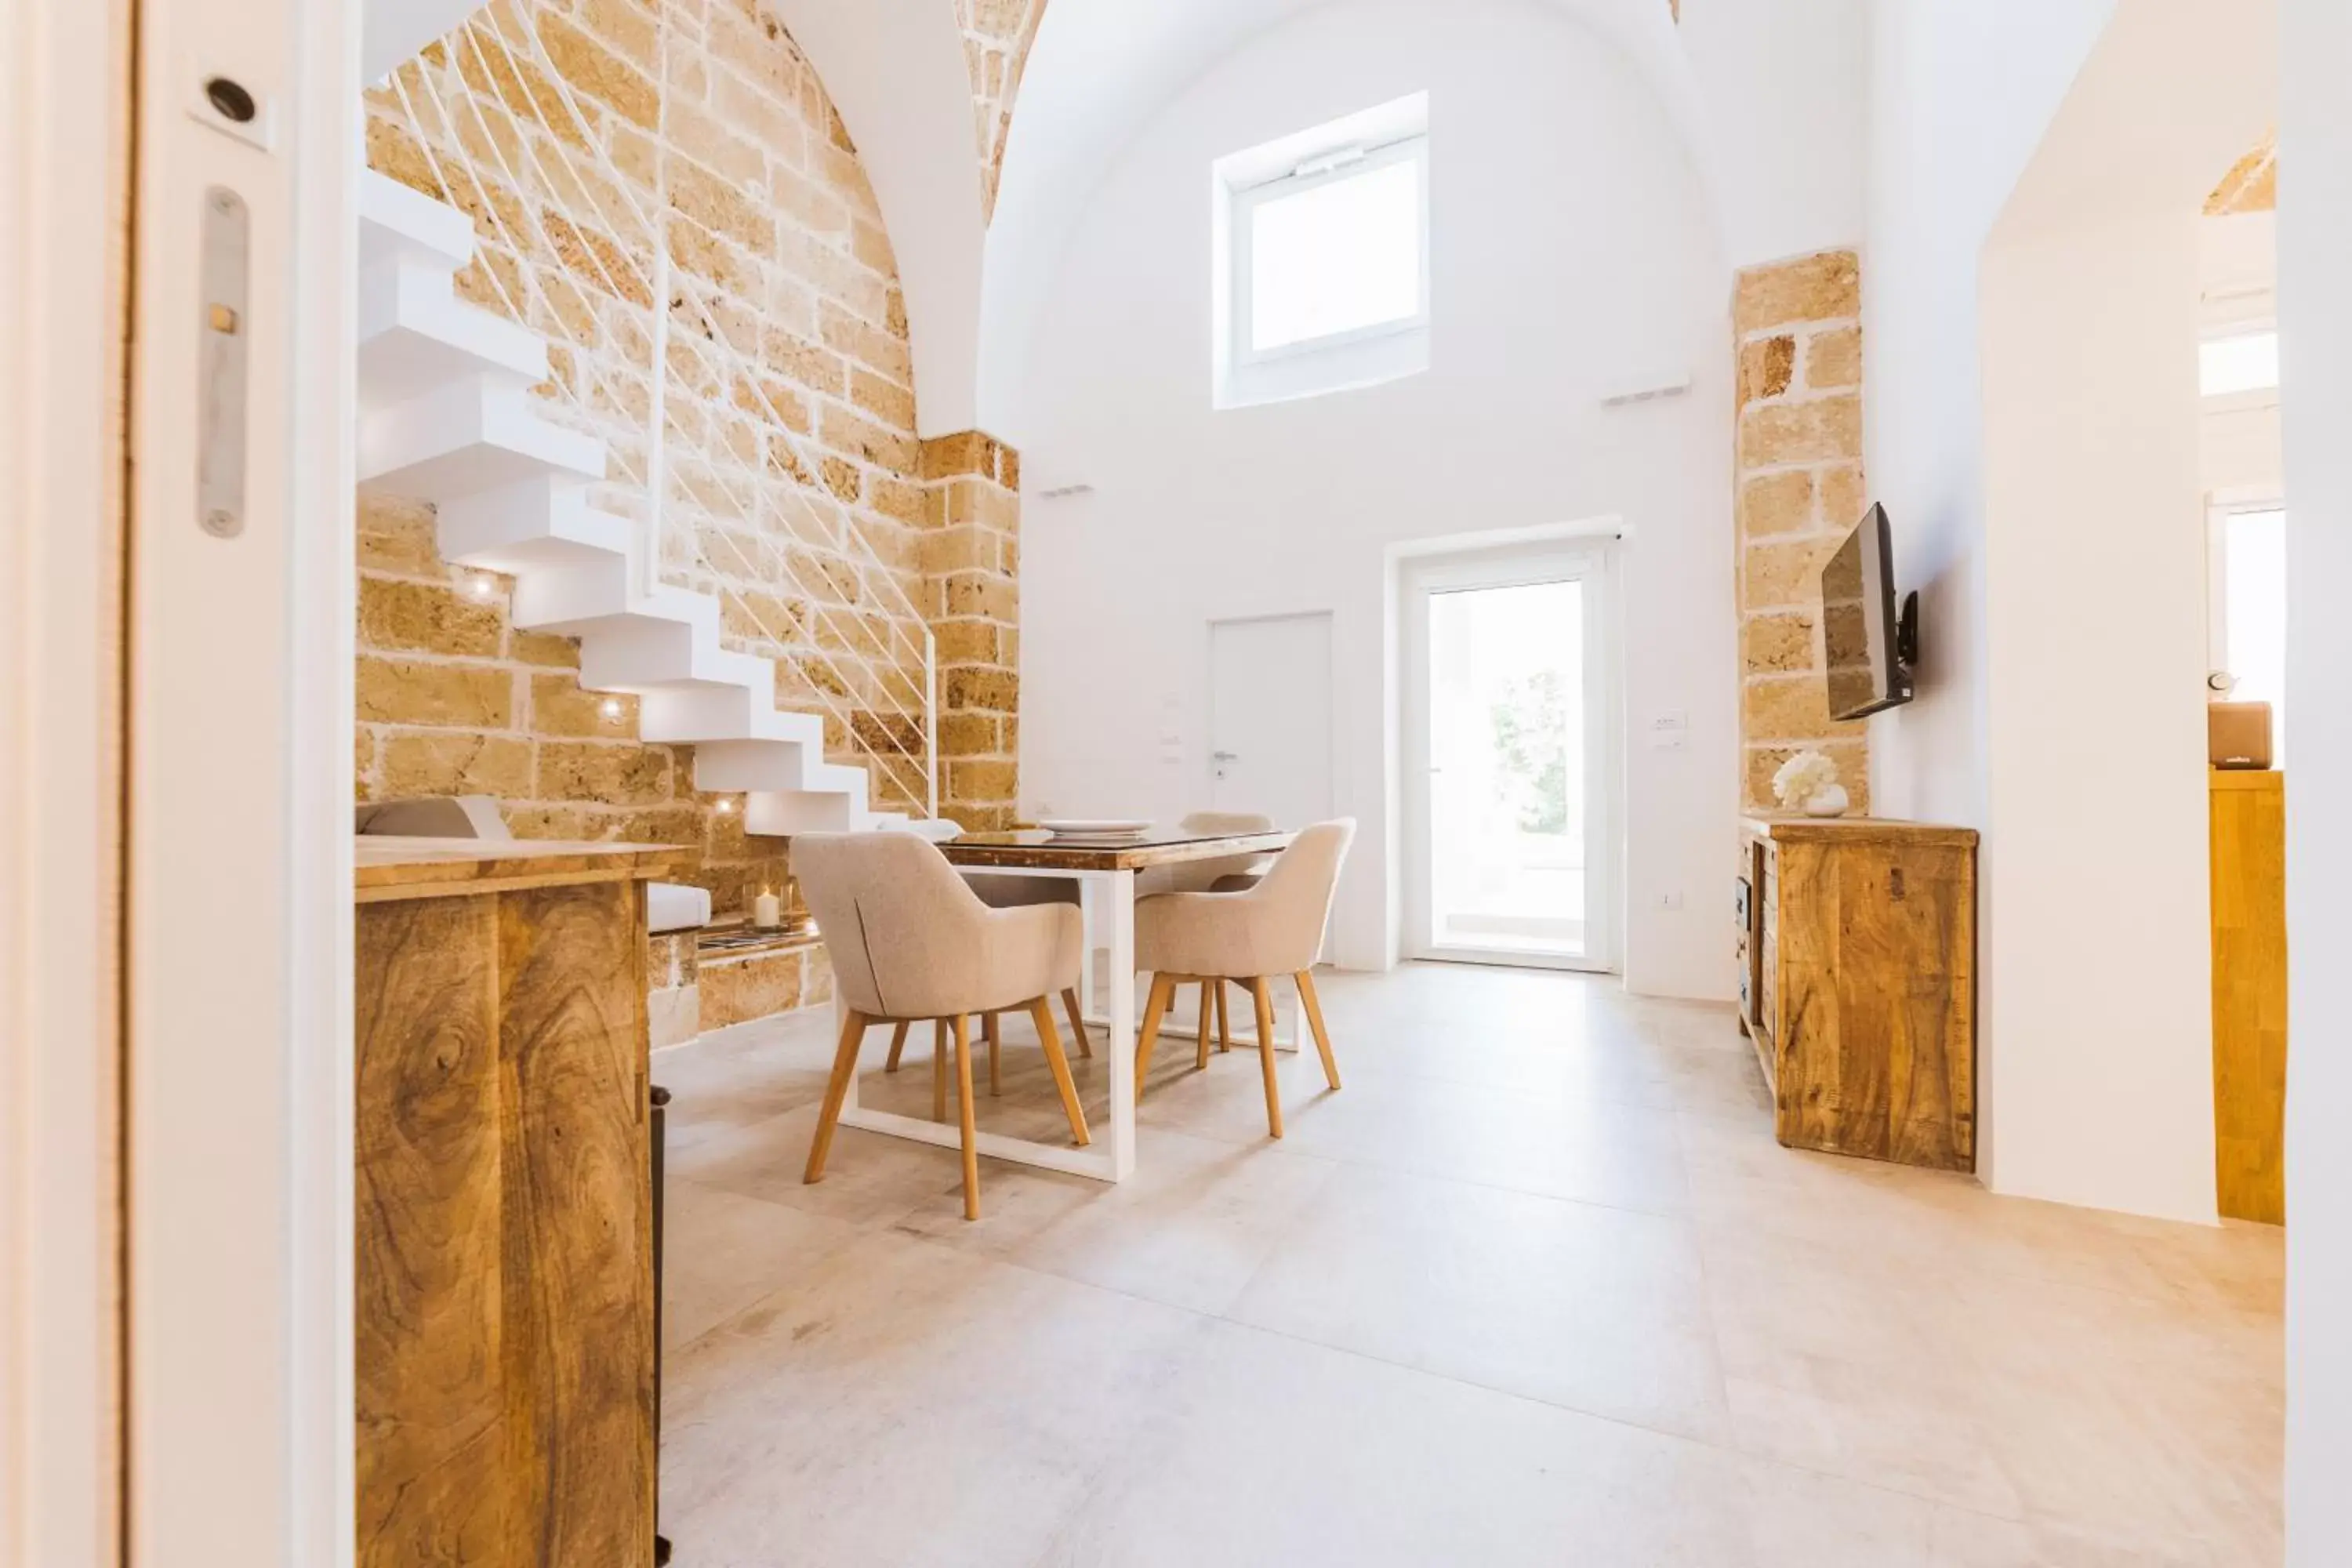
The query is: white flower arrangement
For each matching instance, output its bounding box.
[1772,750,1842,811]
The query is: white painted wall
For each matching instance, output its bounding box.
[1860,0,2117,833]
[2280,0,2352,1556]
[1676,0,1868,268]
[1979,214,2217,1220]
[1004,0,1736,996]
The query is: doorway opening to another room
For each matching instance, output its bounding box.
[1402,542,1620,972]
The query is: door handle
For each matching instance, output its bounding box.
[1212,751,1240,762]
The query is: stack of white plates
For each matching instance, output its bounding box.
[1037,818,1154,840]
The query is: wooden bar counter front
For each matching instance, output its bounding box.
[355,837,679,1568]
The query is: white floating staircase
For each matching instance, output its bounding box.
[356,169,918,836]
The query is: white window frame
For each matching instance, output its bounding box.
[1229,133,1431,369]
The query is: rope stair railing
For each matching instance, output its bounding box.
[379,0,941,818]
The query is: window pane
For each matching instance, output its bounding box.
[2201,332,2281,397]
[1249,155,1421,353]
[2223,509,2288,759]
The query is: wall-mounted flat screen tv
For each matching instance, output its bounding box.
[1821,503,1917,722]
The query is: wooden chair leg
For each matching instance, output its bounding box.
[1249,978,1284,1139]
[931,1018,949,1122]
[1215,979,1232,1053]
[1061,987,1093,1060]
[804,1011,869,1182]
[1029,997,1092,1148]
[1297,971,1341,1091]
[884,1020,910,1073]
[1133,975,1174,1104]
[1196,980,1214,1072]
[985,1011,1001,1097]
[952,1013,981,1220]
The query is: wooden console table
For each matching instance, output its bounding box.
[1738,817,1979,1172]
[355,837,681,1567]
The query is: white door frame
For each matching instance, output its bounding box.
[123,0,358,1563]
[2,4,133,1563]
[1400,539,1622,974]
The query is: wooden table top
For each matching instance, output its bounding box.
[1740,815,1979,848]
[939,828,1294,872]
[356,837,689,903]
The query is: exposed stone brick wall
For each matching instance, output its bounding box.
[365,0,936,825]
[921,432,1023,829]
[956,0,1051,220]
[356,490,792,918]
[2207,132,2278,216]
[1733,249,1870,814]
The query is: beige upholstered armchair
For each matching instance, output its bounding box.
[1134,819,1356,1138]
[793,832,1091,1220]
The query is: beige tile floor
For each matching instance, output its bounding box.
[655,963,2283,1568]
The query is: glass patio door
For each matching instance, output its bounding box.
[1404,543,1617,971]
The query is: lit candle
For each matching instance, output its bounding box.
[753,888,782,929]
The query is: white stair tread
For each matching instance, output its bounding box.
[358,382,605,501]
[358,170,476,274]
[359,264,547,409]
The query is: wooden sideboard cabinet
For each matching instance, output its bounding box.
[1738,818,1980,1173]
[355,837,679,1568]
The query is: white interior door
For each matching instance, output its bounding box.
[1403,543,1620,971]
[1208,613,1335,828]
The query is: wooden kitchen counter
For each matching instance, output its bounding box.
[356,838,682,1567]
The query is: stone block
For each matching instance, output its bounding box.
[1740,396,1862,470]
[358,658,514,729]
[530,673,636,739]
[1744,535,1846,612]
[1818,465,1869,533]
[1804,326,1863,393]
[379,732,535,800]
[1734,250,1860,333]
[1742,613,1818,677]
[949,759,1018,803]
[1740,335,1795,405]
[535,740,676,805]
[1744,673,1865,744]
[944,666,1018,714]
[359,575,504,659]
[540,13,659,129]
[1739,470,1815,539]
[699,948,805,1031]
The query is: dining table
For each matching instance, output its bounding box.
[829,824,1298,1185]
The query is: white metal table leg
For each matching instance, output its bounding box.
[1102,868,1137,1180]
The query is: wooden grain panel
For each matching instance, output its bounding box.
[357,895,517,1567]
[1751,823,1976,1174]
[2211,773,2287,1225]
[496,880,655,1566]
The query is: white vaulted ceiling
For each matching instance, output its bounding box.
[976,0,1711,435]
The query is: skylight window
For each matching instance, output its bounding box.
[1243,147,1425,356]
[1213,93,1431,409]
